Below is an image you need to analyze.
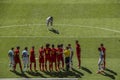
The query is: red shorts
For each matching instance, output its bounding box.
[45,55,50,62]
[57,56,63,62]
[30,58,36,63]
[51,56,56,62]
[39,58,44,63]
[14,58,21,63]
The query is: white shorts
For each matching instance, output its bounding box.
[98,58,104,65]
[9,57,14,65]
[22,57,29,65]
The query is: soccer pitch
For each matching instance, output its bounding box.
[0,0,120,80]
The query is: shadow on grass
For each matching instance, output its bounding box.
[43,70,82,78]
[101,71,115,80]
[72,68,84,76]
[26,71,46,78]
[105,68,117,75]
[10,70,29,78]
[49,28,60,34]
[81,66,92,74]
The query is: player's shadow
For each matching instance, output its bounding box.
[72,68,84,76]
[49,28,60,34]
[10,70,29,78]
[43,70,82,78]
[101,71,115,79]
[81,66,92,74]
[26,71,46,78]
[105,68,117,75]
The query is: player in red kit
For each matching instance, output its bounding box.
[14,46,23,72]
[76,40,81,68]
[39,46,45,71]
[44,44,52,71]
[51,44,57,71]
[57,44,64,70]
[30,46,36,71]
[100,43,106,69]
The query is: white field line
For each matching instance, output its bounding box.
[0,24,45,28]
[0,23,120,38]
[0,23,120,33]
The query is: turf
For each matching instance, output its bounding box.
[0,0,120,80]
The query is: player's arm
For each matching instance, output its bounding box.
[21,52,24,58]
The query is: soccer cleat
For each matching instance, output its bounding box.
[96,71,101,74]
[100,70,104,73]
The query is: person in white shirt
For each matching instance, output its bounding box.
[22,47,29,72]
[46,16,53,27]
[68,44,74,69]
[97,48,104,74]
[8,47,14,70]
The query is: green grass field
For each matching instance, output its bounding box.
[0,0,120,80]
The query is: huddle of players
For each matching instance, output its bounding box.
[8,43,75,72]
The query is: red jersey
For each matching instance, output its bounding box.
[30,49,35,58]
[51,48,57,57]
[101,47,106,53]
[14,49,20,62]
[44,48,51,56]
[30,49,35,62]
[76,43,81,53]
[57,48,63,57]
[39,48,44,58]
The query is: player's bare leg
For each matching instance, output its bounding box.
[78,57,81,68]
[51,62,53,71]
[13,63,17,71]
[103,60,106,69]
[42,63,44,71]
[58,61,60,71]
[49,62,51,71]
[55,61,57,71]
[103,55,106,69]
[30,62,32,71]
[19,62,23,72]
[39,63,41,71]
[34,62,36,71]
[45,62,47,71]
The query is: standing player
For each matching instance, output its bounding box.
[30,46,36,71]
[57,44,64,70]
[64,46,71,71]
[8,47,14,71]
[97,48,104,74]
[14,46,23,72]
[51,44,57,71]
[44,44,52,71]
[39,46,45,71]
[75,40,81,68]
[68,44,74,69]
[100,44,106,69]
[22,47,29,72]
[46,16,53,27]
